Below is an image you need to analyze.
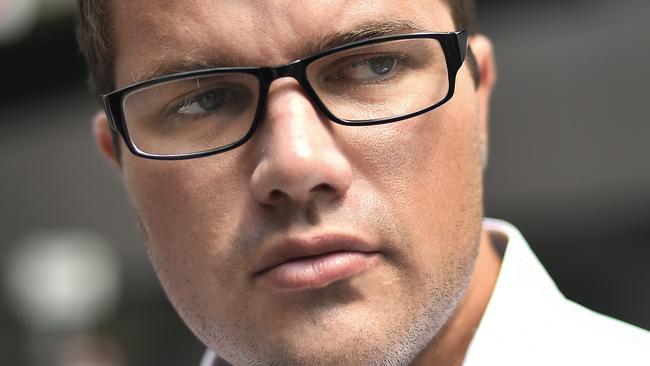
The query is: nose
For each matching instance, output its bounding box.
[250,78,353,207]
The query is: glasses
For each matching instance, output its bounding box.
[103,30,468,160]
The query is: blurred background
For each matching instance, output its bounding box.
[1,0,648,364]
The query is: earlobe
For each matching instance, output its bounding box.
[92,111,122,170]
[469,34,497,169]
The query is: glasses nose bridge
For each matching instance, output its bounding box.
[263,59,309,87]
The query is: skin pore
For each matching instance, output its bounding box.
[94,1,498,365]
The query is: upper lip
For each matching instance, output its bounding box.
[253,232,380,277]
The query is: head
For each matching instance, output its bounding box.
[78,1,496,365]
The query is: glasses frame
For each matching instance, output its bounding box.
[103,29,468,160]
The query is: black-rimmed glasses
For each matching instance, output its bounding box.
[103,30,468,160]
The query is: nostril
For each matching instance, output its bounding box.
[267,184,334,204]
[311,183,335,194]
[269,189,283,202]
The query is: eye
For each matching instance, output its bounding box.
[365,56,396,75]
[177,89,227,115]
[338,55,401,82]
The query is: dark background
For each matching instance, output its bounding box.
[1,0,648,365]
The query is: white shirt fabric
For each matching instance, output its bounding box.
[463,219,649,365]
[201,218,649,366]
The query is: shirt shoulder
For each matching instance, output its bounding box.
[557,299,649,364]
[463,219,650,366]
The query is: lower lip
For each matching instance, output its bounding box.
[256,252,380,292]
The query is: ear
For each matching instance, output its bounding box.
[469,34,497,169]
[92,111,122,171]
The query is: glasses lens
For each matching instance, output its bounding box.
[306,38,449,122]
[122,72,260,156]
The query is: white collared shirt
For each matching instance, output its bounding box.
[463,219,649,365]
[201,219,649,366]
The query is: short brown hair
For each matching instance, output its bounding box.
[76,0,478,98]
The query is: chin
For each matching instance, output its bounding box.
[193,285,464,366]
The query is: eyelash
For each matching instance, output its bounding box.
[340,54,410,85]
[162,91,223,124]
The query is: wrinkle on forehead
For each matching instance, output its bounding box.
[129,19,427,84]
[112,0,454,87]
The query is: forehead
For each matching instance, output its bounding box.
[110,0,455,87]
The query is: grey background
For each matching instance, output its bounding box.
[1,0,648,364]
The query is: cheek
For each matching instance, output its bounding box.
[120,154,253,313]
[345,101,483,218]
[123,158,240,246]
[341,88,484,274]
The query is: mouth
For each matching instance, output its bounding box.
[253,234,382,293]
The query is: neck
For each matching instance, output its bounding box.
[411,229,503,366]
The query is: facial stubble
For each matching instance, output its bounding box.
[135,203,480,366]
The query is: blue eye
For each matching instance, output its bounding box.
[331,55,406,84]
[177,89,227,115]
[357,56,396,76]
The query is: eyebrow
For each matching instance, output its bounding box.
[131,19,428,84]
[299,19,427,59]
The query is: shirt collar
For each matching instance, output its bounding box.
[462,218,565,365]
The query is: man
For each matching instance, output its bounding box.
[76,0,649,365]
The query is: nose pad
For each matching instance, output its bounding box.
[249,78,353,206]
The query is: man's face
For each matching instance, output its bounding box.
[106,0,491,364]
